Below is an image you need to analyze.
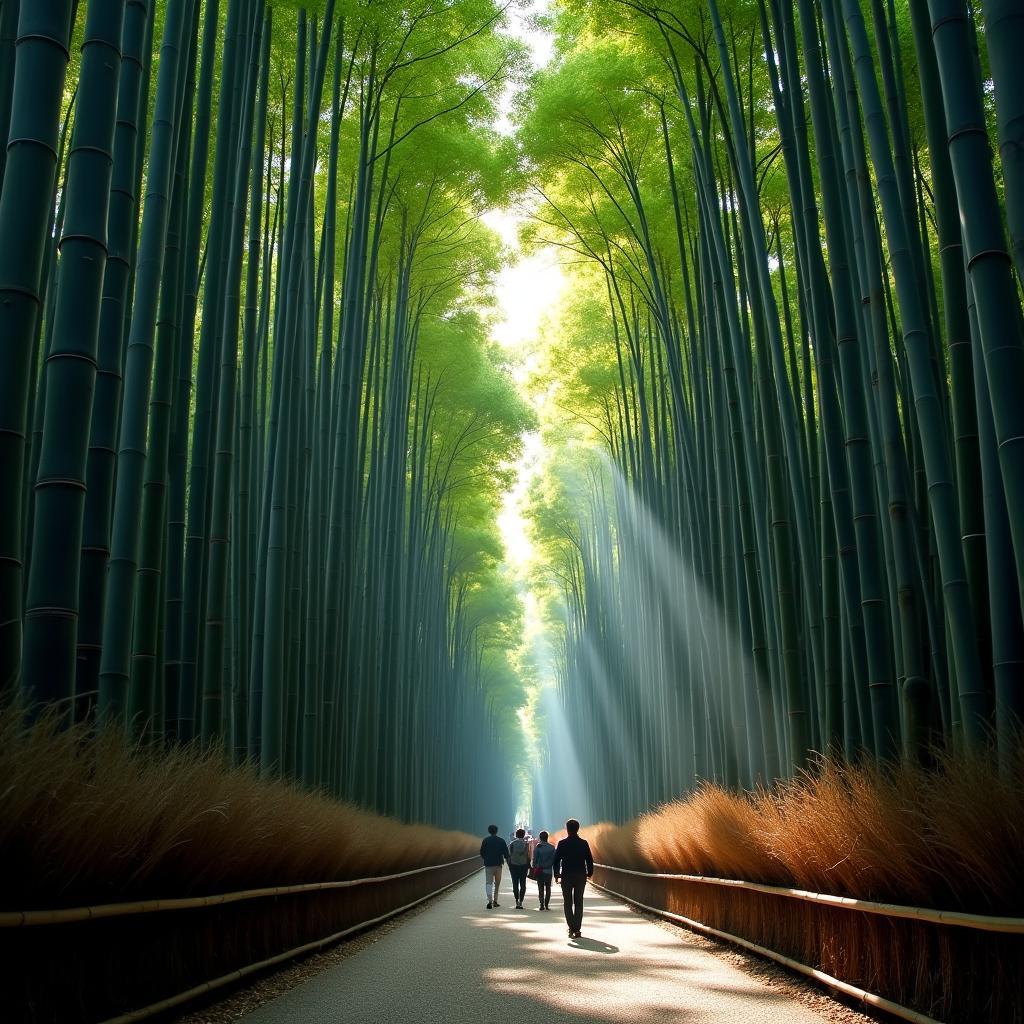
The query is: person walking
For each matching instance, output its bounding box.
[531,830,556,910]
[508,828,531,909]
[553,818,594,937]
[480,824,510,910]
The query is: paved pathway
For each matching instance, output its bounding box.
[243,874,831,1024]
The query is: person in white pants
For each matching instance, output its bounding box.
[479,824,510,909]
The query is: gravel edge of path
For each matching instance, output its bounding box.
[173,877,887,1024]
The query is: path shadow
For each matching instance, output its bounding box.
[568,936,618,954]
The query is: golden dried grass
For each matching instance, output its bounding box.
[0,707,477,910]
[587,747,1024,914]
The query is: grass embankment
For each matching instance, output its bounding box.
[0,709,478,1021]
[0,708,476,911]
[588,752,1024,912]
[586,753,1024,1023]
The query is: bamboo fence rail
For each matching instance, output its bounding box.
[591,876,943,1024]
[0,855,479,927]
[594,862,1024,934]
[97,868,476,1024]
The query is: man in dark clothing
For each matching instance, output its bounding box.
[480,824,510,909]
[552,818,594,937]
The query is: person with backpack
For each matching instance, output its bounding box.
[480,824,510,910]
[553,818,594,937]
[507,827,531,909]
[530,830,556,910]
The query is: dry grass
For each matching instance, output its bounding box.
[0,707,477,911]
[586,753,1024,1024]
[587,748,1024,914]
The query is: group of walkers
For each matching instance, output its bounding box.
[479,819,595,938]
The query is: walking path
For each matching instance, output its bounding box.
[241,875,835,1024]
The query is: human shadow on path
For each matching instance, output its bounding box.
[568,936,618,954]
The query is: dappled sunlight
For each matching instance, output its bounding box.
[483,972,682,1022]
[465,887,811,1022]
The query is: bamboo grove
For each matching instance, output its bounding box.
[524,0,1024,823]
[0,0,533,831]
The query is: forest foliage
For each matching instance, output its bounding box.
[519,0,1024,822]
[0,0,537,831]
[3,0,1024,842]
